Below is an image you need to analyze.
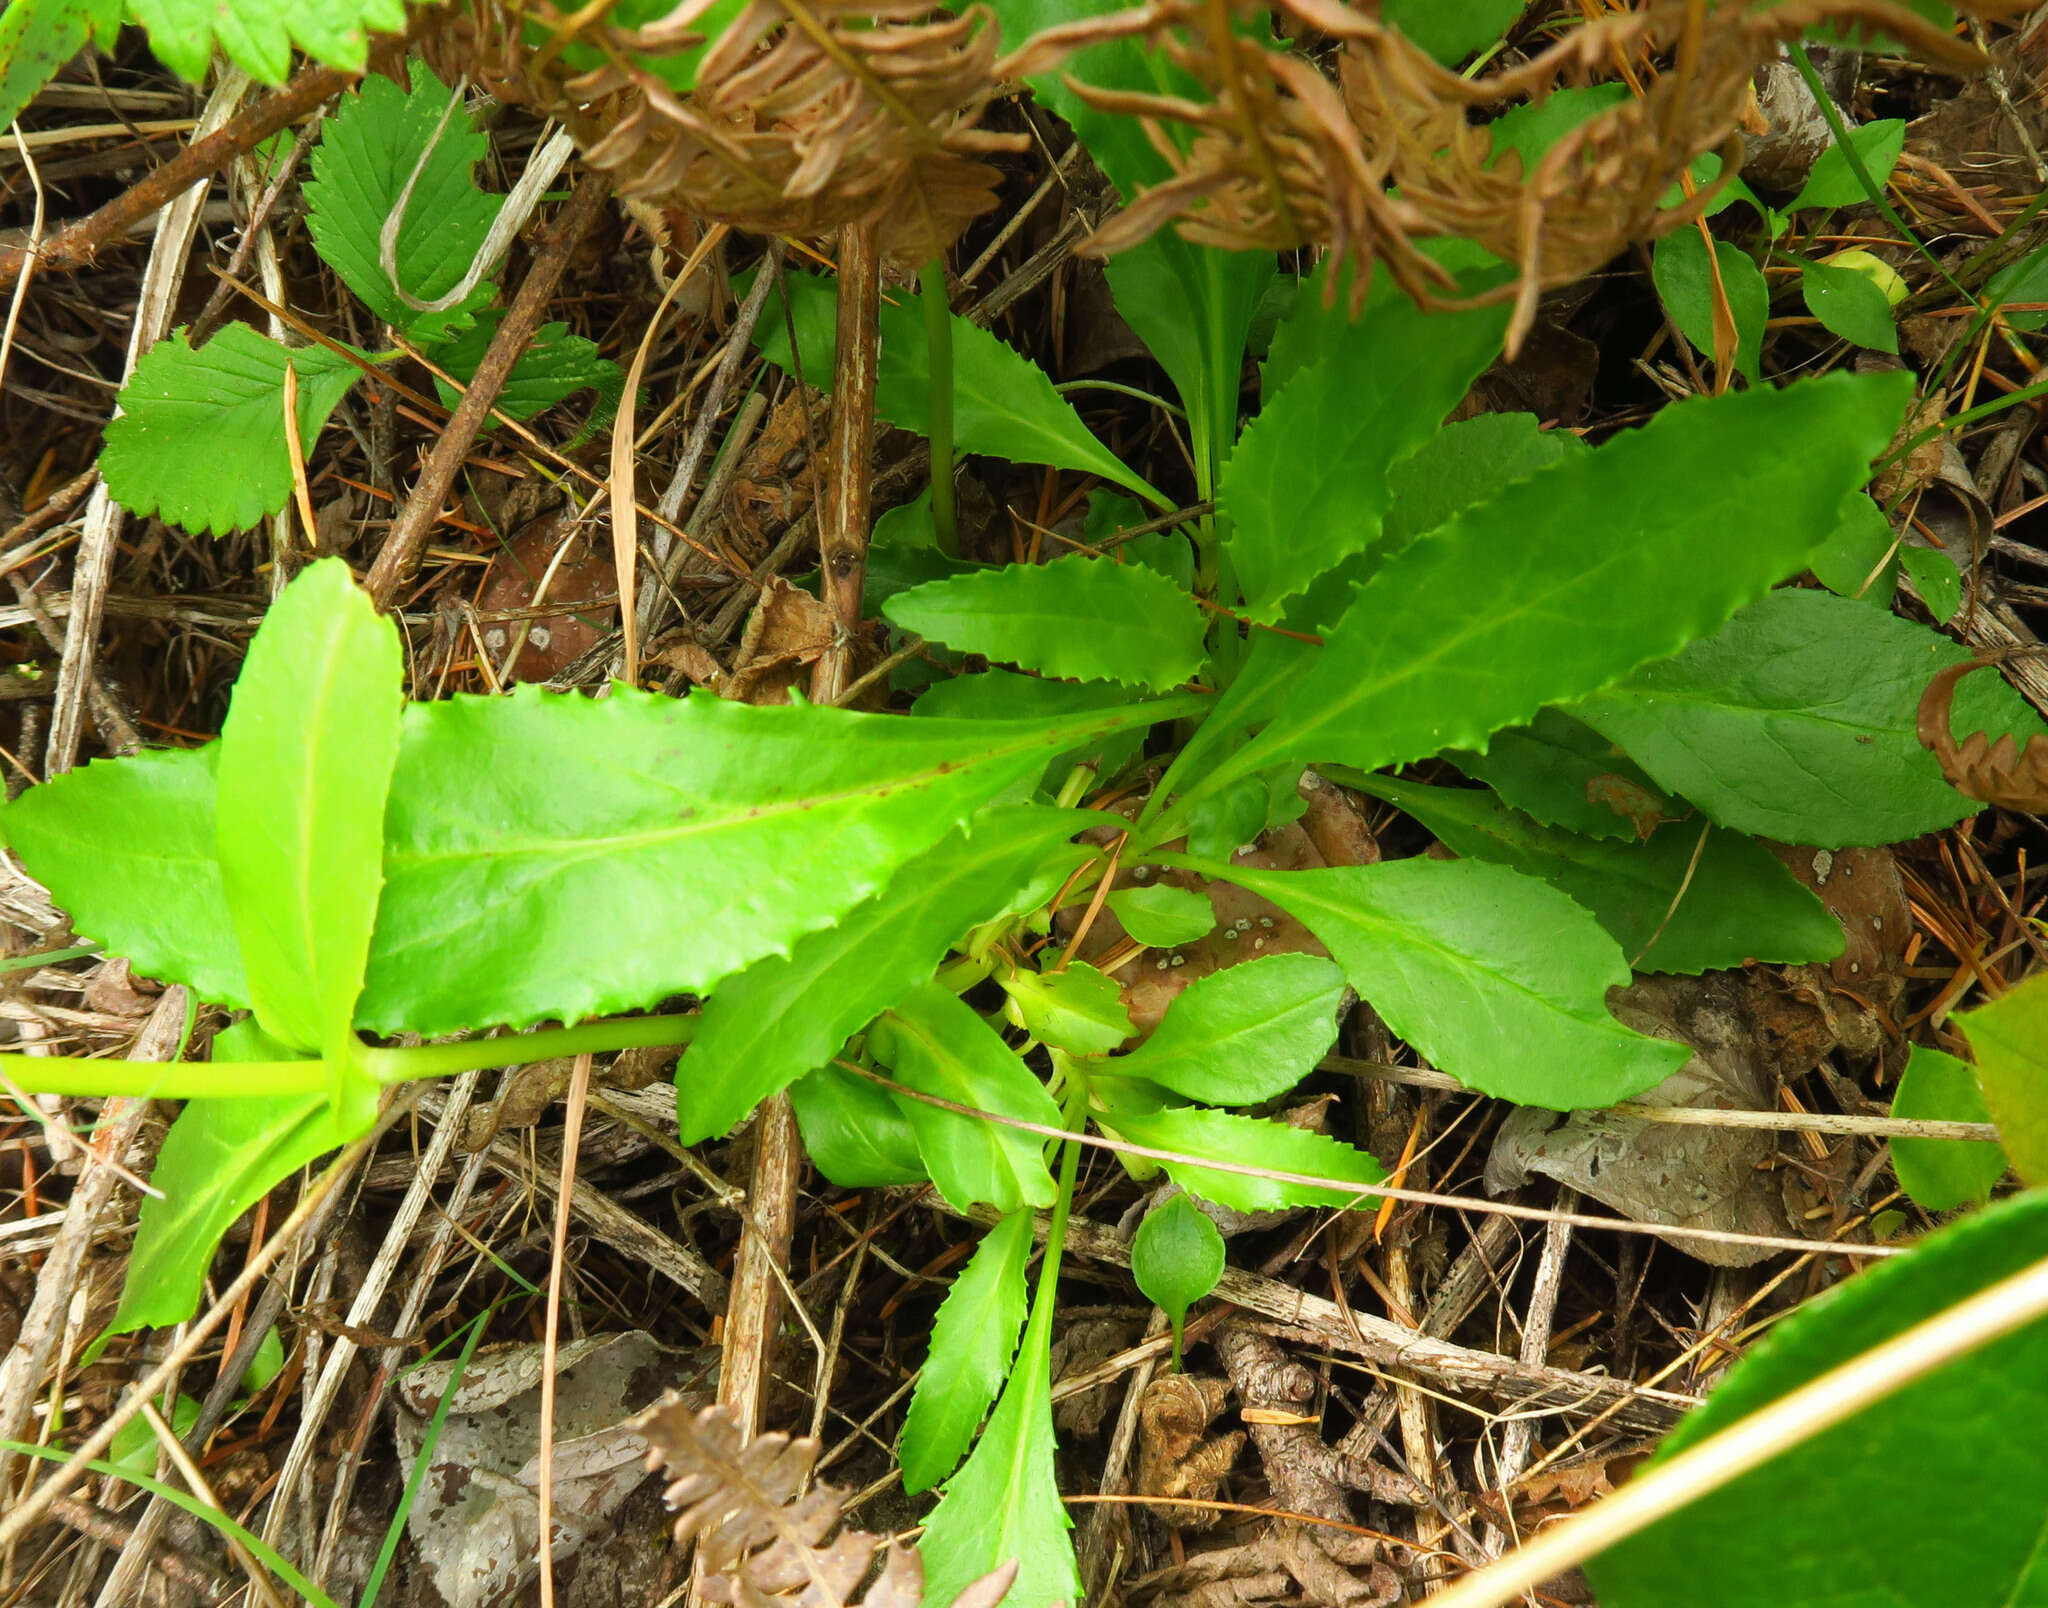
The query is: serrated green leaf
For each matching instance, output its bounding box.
[1585,1189,2048,1608]
[126,0,403,81]
[1352,775,1843,976]
[1891,1044,2006,1212]
[902,1210,1033,1493]
[885,556,1207,691]
[790,1064,928,1188]
[1114,953,1345,1104]
[429,316,623,426]
[680,808,1091,1144]
[1573,588,2045,847]
[1809,492,1899,607]
[1106,1104,1383,1210]
[1957,975,2048,1187]
[359,688,1189,1035]
[1106,884,1215,948]
[919,1277,1078,1608]
[216,561,398,1135]
[101,327,363,536]
[1802,258,1900,352]
[1652,230,1769,382]
[0,746,247,1006]
[757,272,1157,501]
[112,1019,358,1333]
[1222,285,1510,621]
[1901,542,1963,622]
[304,66,503,342]
[1380,413,1585,561]
[1449,708,1673,842]
[1788,117,1907,213]
[1171,372,1914,817]
[915,672,1149,790]
[1001,962,1134,1056]
[1380,0,1522,61]
[1216,860,1691,1108]
[0,0,122,131]
[874,984,1061,1213]
[1132,1193,1224,1368]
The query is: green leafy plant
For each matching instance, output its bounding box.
[99,66,620,537]
[1131,1193,1224,1368]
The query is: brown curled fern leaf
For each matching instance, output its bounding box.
[637,1397,1019,1608]
[1004,0,2019,352]
[1917,656,2048,813]
[435,0,1021,260]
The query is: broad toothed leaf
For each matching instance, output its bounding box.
[902,1210,1033,1494]
[101,327,362,537]
[0,0,121,132]
[126,0,403,82]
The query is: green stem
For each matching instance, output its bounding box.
[922,256,958,558]
[0,1013,699,1100]
[1036,1075,1090,1316]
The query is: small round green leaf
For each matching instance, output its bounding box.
[1132,1193,1225,1368]
[1107,884,1215,948]
[1890,1044,2006,1213]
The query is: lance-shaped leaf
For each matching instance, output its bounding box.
[790,1064,928,1189]
[359,690,1188,1035]
[1113,953,1346,1104]
[1956,974,2048,1187]
[1104,1104,1383,1211]
[101,327,363,536]
[1223,284,1509,621]
[1381,412,1586,563]
[1218,860,1691,1109]
[886,556,1207,692]
[112,1020,357,1333]
[1585,1190,2048,1608]
[901,1210,1033,1494]
[680,808,1092,1144]
[1353,774,1842,976]
[1573,588,2046,847]
[216,562,399,1137]
[0,745,247,1006]
[1890,1044,2006,1213]
[1174,372,1914,815]
[873,984,1062,1213]
[919,1277,1079,1608]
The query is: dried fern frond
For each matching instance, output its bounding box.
[638,1397,1018,1608]
[465,0,1022,259]
[1918,655,2048,812]
[1004,0,2020,350]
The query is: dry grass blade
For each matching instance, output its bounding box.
[637,1398,1017,1608]
[1917,654,2048,810]
[1005,0,2024,351]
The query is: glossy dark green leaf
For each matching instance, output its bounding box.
[112,1019,359,1333]
[919,1273,1079,1608]
[874,985,1061,1213]
[359,687,1188,1034]
[1132,1193,1225,1368]
[1803,258,1900,353]
[1171,373,1913,818]
[303,65,502,341]
[1652,230,1769,382]
[1106,1104,1383,1211]
[1957,975,2048,1187]
[1586,1189,2048,1608]
[1449,708,1673,842]
[789,1064,928,1188]
[1354,775,1843,975]
[679,808,1090,1143]
[1106,884,1215,948]
[0,746,247,1007]
[101,327,363,536]
[1114,953,1345,1103]
[901,1210,1033,1493]
[1223,284,1509,620]
[1219,861,1691,1108]
[1001,962,1134,1056]
[1573,588,2046,846]
[886,556,1207,692]
[1890,1044,2006,1213]
[215,561,399,1138]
